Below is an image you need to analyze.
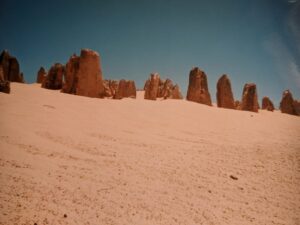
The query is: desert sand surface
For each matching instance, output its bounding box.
[0,83,300,225]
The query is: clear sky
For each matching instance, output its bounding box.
[1,0,299,106]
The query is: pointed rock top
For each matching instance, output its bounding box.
[216,74,235,109]
[283,89,291,96]
[0,49,10,56]
[219,74,229,80]
[0,50,11,62]
[280,89,298,115]
[244,83,256,88]
[38,67,46,72]
[190,67,206,75]
[80,49,99,58]
[186,67,212,105]
[240,83,259,112]
[151,72,160,77]
[262,96,275,111]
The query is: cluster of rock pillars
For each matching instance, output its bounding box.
[1,49,299,116]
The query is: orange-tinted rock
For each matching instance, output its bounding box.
[280,90,298,115]
[0,51,10,80]
[108,80,119,97]
[157,78,165,98]
[144,74,183,100]
[144,79,150,91]
[170,84,183,99]
[240,83,259,112]
[0,66,10,93]
[103,80,112,97]
[144,73,160,100]
[36,67,47,84]
[186,67,212,106]
[160,79,171,98]
[109,80,119,97]
[235,100,241,110]
[216,74,235,109]
[75,49,104,97]
[161,79,183,99]
[62,49,105,98]
[62,54,80,94]
[293,100,300,115]
[262,96,275,111]
[0,50,24,83]
[9,58,23,82]
[42,63,64,90]
[103,79,119,98]
[114,79,136,99]
[126,80,136,98]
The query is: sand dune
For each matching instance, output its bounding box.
[0,83,299,225]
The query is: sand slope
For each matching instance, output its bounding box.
[0,83,300,225]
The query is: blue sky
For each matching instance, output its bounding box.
[1,0,299,106]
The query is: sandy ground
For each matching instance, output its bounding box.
[0,83,300,225]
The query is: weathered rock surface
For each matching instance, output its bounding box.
[62,49,135,99]
[111,81,119,94]
[62,49,104,98]
[280,90,298,115]
[144,73,160,100]
[216,74,235,109]
[0,51,10,80]
[186,67,212,106]
[144,74,183,100]
[157,78,165,98]
[10,58,24,82]
[240,83,259,112]
[160,79,183,99]
[76,49,104,97]
[103,80,112,97]
[0,66,10,93]
[114,79,136,99]
[103,80,119,98]
[36,67,47,84]
[42,63,64,90]
[262,96,275,111]
[293,100,300,116]
[103,79,136,99]
[62,54,80,94]
[170,84,183,99]
[0,50,24,83]
[235,100,241,110]
[143,79,150,91]
[109,80,119,97]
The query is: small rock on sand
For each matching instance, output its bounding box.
[230,175,238,180]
